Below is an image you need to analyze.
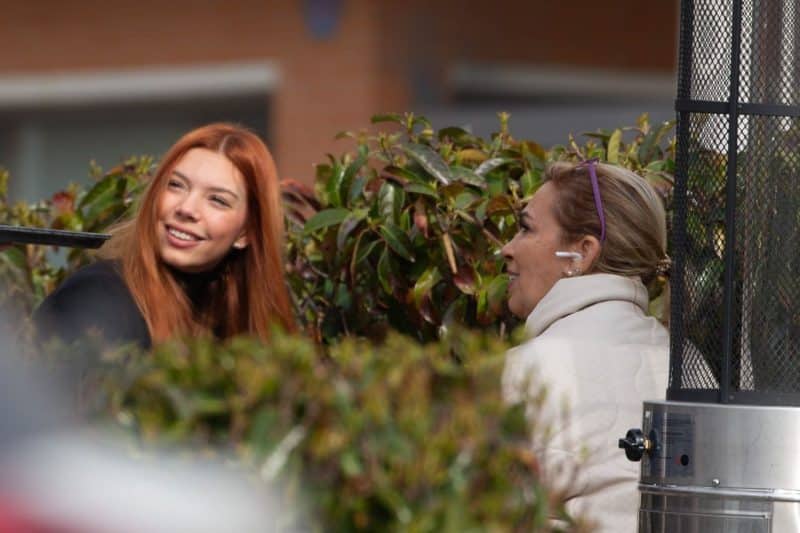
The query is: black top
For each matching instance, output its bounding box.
[34,260,151,349]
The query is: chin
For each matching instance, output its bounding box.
[507,298,526,319]
[159,250,199,273]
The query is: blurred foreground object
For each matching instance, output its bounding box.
[96,329,585,531]
[0,332,282,533]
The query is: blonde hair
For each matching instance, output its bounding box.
[546,161,667,284]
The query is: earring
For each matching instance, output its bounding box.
[233,242,246,250]
[565,266,582,277]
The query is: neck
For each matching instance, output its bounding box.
[169,263,224,307]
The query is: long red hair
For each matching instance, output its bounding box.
[102,123,295,342]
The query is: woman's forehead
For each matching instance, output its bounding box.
[524,182,557,219]
[172,148,246,192]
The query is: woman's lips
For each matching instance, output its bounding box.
[507,272,518,290]
[165,225,203,249]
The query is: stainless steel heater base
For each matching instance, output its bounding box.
[635,401,800,533]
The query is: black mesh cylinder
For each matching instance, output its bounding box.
[669,0,800,405]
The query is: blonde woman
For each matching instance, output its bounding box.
[502,160,670,532]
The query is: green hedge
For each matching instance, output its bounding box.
[91,329,590,531]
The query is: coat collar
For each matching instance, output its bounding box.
[524,273,649,338]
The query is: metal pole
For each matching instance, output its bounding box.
[668,0,696,398]
[720,0,744,403]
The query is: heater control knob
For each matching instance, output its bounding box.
[618,428,652,462]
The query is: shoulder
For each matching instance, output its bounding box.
[503,328,669,407]
[40,261,130,312]
[59,260,125,288]
[34,260,149,348]
[547,299,669,347]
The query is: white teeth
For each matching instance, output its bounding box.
[168,227,199,241]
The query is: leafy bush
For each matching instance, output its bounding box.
[92,329,588,532]
[286,113,675,343]
[0,114,675,340]
[0,158,151,321]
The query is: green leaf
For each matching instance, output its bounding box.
[486,274,509,316]
[341,147,368,206]
[377,246,392,294]
[303,208,350,234]
[519,170,540,196]
[378,181,403,223]
[475,157,513,178]
[450,166,486,189]
[384,165,427,184]
[371,113,404,125]
[404,183,438,198]
[456,148,488,164]
[325,159,346,207]
[412,267,442,309]
[353,237,379,266]
[336,209,368,250]
[402,143,452,185]
[381,224,414,262]
[347,174,368,205]
[81,178,128,228]
[440,182,465,200]
[607,129,622,164]
[438,126,472,141]
[637,121,674,164]
[78,175,119,210]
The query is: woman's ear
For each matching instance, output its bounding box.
[233,232,248,250]
[576,234,602,271]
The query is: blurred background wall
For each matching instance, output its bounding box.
[0,0,678,200]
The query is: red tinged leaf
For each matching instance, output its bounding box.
[51,190,75,215]
[485,195,514,217]
[281,178,321,210]
[419,295,438,324]
[453,263,478,295]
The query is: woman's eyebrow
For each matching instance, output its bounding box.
[171,169,239,200]
[207,186,239,200]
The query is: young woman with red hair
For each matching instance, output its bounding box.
[35,123,295,348]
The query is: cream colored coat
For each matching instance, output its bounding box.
[502,273,669,532]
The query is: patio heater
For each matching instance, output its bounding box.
[617,0,800,530]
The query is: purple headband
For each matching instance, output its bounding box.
[577,158,606,242]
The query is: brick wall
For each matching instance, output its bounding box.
[0,0,676,184]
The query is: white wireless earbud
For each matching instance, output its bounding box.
[555,251,583,260]
[556,251,583,277]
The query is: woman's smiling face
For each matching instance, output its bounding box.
[156,147,249,273]
[501,182,569,318]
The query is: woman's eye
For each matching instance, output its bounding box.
[211,195,230,207]
[167,179,184,189]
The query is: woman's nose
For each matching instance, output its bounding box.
[501,240,513,261]
[175,194,200,221]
